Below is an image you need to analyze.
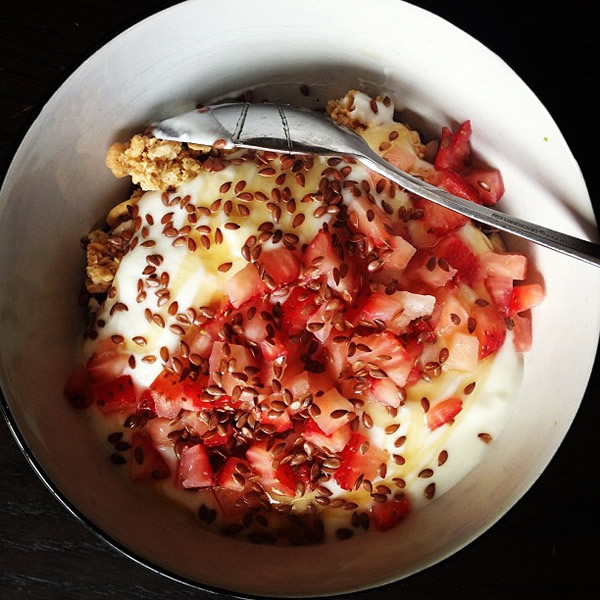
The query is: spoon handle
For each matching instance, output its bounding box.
[360,148,600,268]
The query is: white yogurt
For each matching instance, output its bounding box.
[82,94,526,536]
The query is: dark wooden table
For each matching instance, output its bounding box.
[1,1,598,598]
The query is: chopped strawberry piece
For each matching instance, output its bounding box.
[216,457,252,491]
[407,250,458,288]
[434,234,481,285]
[306,301,336,343]
[413,197,469,239]
[484,275,513,316]
[347,332,413,388]
[208,342,256,395]
[364,377,404,409]
[273,463,298,498]
[177,374,212,412]
[259,335,288,364]
[295,463,316,492]
[427,397,463,430]
[304,230,339,276]
[129,431,171,483]
[202,425,234,448]
[511,312,533,352]
[179,443,214,489]
[281,286,319,334]
[481,252,527,280]
[324,334,348,379]
[334,433,389,491]
[437,169,481,203]
[148,370,183,418]
[311,388,354,435]
[347,195,393,246]
[371,291,436,333]
[303,229,358,296]
[434,121,472,172]
[435,290,469,336]
[85,338,127,383]
[370,495,412,531]
[442,332,479,372]
[259,397,293,433]
[464,168,505,205]
[381,236,417,273]
[471,304,507,359]
[246,440,297,497]
[282,371,311,406]
[302,419,351,453]
[225,263,265,308]
[94,375,137,414]
[509,283,544,315]
[260,247,301,287]
[64,365,94,409]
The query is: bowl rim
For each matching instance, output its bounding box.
[1,0,599,597]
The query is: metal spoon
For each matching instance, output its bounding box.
[151,102,600,268]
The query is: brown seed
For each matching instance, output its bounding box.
[419,468,434,478]
[336,527,354,540]
[438,258,450,272]
[218,262,233,273]
[362,412,373,429]
[464,381,477,395]
[438,347,449,364]
[392,454,405,465]
[468,317,477,333]
[152,314,165,328]
[424,483,436,499]
[329,409,350,421]
[237,204,250,217]
[110,453,126,465]
[394,435,407,448]
[292,213,305,228]
[438,450,448,466]
[169,324,185,336]
[478,432,493,443]
[371,493,387,504]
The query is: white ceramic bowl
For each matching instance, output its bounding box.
[1,0,599,596]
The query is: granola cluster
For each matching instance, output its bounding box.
[105,134,210,191]
[84,229,127,294]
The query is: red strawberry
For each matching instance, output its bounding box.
[471,304,506,359]
[509,283,544,315]
[434,234,481,284]
[434,120,472,172]
[370,495,412,531]
[427,397,463,430]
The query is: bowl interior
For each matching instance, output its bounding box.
[1,0,599,596]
